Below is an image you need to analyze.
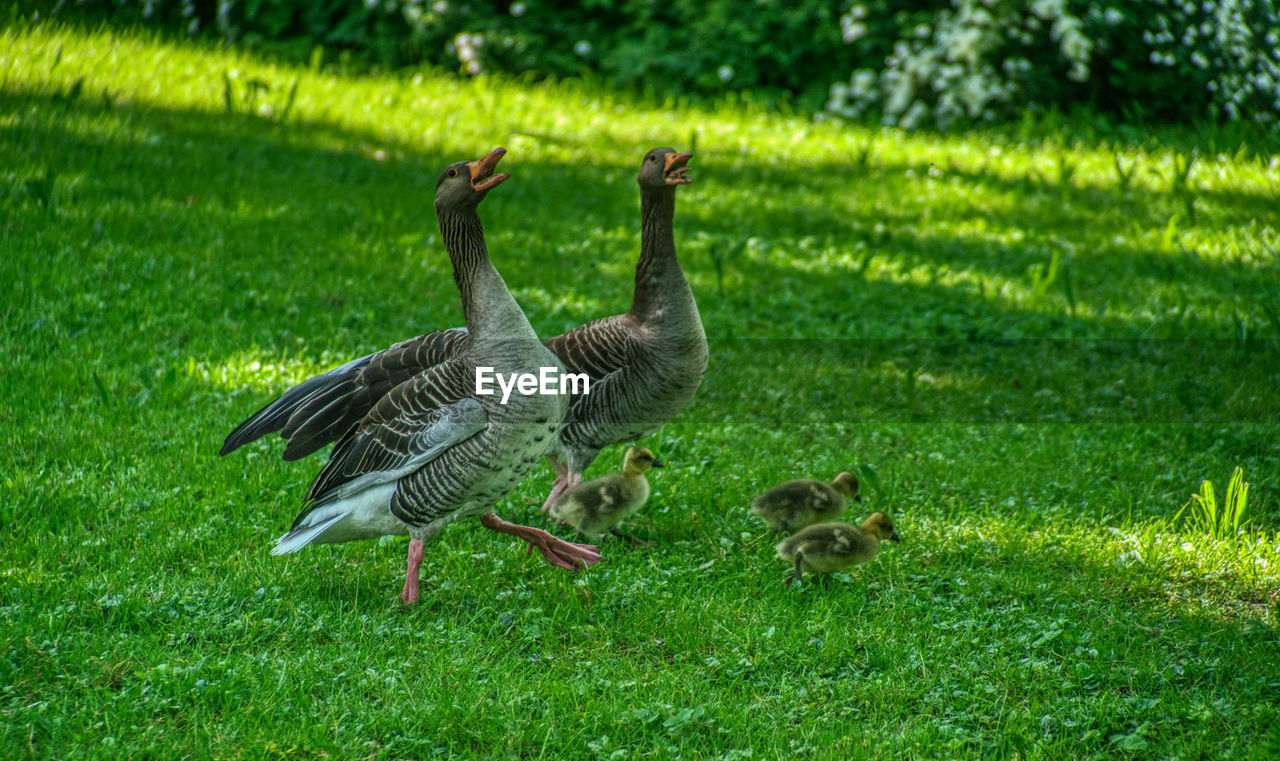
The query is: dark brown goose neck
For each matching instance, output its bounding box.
[628,185,682,317]
[438,207,529,340]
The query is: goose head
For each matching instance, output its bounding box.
[638,147,692,189]
[435,147,511,212]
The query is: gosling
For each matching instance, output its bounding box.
[775,512,900,587]
[750,471,860,533]
[548,446,663,546]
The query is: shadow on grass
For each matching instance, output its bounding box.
[695,156,1277,283]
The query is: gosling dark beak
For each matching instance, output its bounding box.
[664,151,692,185]
[890,532,901,542]
[854,494,863,503]
[468,147,510,192]
[651,459,665,468]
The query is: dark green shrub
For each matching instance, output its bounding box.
[49,0,862,108]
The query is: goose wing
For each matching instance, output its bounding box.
[558,362,648,437]
[544,314,637,379]
[220,328,469,459]
[544,314,642,431]
[298,358,483,516]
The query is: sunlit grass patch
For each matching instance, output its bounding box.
[192,351,331,394]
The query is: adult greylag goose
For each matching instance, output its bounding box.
[248,148,601,604]
[538,147,706,508]
[774,513,900,587]
[220,147,706,512]
[750,471,860,533]
[548,446,663,546]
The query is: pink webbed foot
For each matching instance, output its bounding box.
[400,538,425,605]
[479,512,602,570]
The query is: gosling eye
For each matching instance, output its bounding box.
[648,154,657,162]
[447,168,459,178]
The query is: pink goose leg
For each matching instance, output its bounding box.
[480,512,602,569]
[541,471,585,520]
[539,455,571,513]
[540,480,568,513]
[400,539,426,605]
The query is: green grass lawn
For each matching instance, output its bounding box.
[4,20,1280,761]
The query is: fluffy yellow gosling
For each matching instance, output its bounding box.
[774,512,899,586]
[750,471,860,532]
[548,447,663,546]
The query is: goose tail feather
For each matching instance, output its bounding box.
[271,512,346,555]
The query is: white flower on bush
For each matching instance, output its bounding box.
[574,40,592,56]
[935,89,960,122]
[851,70,877,94]
[884,74,914,116]
[839,4,870,43]
[958,72,994,116]
[1001,57,1031,76]
[842,21,867,43]
[510,2,526,17]
[949,27,984,67]
[826,0,1280,127]
[718,65,734,82]
[1031,0,1064,20]
[899,100,930,129]
[829,82,850,106]
[1054,19,1090,60]
[1146,0,1280,121]
[454,32,483,74]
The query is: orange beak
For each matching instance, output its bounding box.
[664,151,693,185]
[468,147,511,192]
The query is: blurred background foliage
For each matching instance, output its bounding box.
[30,0,1280,126]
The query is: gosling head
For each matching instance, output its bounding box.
[861,512,900,542]
[622,446,664,476]
[831,471,861,502]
